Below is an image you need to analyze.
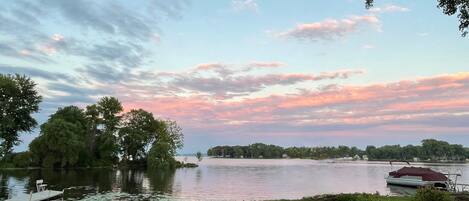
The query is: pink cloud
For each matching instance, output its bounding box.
[120,72,469,137]
[279,15,381,41]
[247,61,286,68]
[194,63,225,71]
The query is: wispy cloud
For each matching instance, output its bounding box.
[362,44,375,49]
[369,4,410,14]
[247,61,286,68]
[0,65,76,83]
[0,0,188,69]
[278,15,381,42]
[231,0,258,12]
[124,72,469,138]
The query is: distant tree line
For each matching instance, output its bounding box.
[207,139,469,162]
[0,74,187,169]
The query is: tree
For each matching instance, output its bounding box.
[85,104,100,154]
[29,106,90,167]
[148,140,177,169]
[119,109,161,162]
[365,0,469,36]
[97,97,123,134]
[196,151,203,162]
[95,97,122,163]
[158,120,183,156]
[0,74,41,157]
[30,118,85,168]
[147,120,184,169]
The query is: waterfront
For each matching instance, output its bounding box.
[1,157,469,200]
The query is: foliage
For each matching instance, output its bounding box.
[0,74,42,157]
[119,109,161,161]
[159,120,184,156]
[30,117,86,168]
[148,141,177,169]
[25,96,184,169]
[0,151,32,168]
[208,143,285,159]
[208,139,469,161]
[0,75,183,169]
[365,0,469,36]
[272,193,414,201]
[95,97,123,162]
[196,152,203,162]
[414,187,453,201]
[147,119,184,169]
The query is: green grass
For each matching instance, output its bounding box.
[271,193,413,201]
[271,187,465,201]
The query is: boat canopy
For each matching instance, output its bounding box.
[389,167,448,181]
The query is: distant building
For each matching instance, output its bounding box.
[413,157,420,162]
[362,155,369,161]
[282,154,289,158]
[353,155,360,160]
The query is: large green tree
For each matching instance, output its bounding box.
[85,104,100,154]
[30,106,89,167]
[366,0,469,36]
[119,109,161,162]
[95,97,123,163]
[30,118,85,168]
[0,74,41,157]
[147,121,184,169]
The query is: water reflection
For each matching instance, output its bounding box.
[387,185,416,196]
[0,158,469,200]
[0,168,177,200]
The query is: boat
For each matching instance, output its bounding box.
[385,161,450,190]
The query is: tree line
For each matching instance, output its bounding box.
[0,74,186,169]
[207,139,469,161]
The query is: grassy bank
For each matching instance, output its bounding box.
[270,190,469,201]
[272,194,412,201]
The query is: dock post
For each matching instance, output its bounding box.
[29,191,32,201]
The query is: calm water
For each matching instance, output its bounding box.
[1,157,469,200]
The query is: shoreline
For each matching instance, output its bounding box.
[204,157,468,164]
[268,192,469,201]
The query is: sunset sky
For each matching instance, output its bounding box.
[1,0,468,153]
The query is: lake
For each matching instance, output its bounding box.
[1,157,469,200]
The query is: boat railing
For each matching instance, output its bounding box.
[389,160,411,166]
[445,173,469,192]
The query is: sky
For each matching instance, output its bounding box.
[0,0,468,154]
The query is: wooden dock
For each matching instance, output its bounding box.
[6,190,63,201]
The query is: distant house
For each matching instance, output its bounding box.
[413,157,420,162]
[362,155,369,161]
[353,155,360,160]
[282,154,289,158]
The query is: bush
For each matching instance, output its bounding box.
[414,187,453,201]
[11,151,32,168]
[147,141,177,169]
[0,151,33,168]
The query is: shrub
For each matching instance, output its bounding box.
[11,151,32,168]
[414,187,453,201]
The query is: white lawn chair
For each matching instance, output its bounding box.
[36,179,47,192]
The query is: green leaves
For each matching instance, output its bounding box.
[30,107,88,168]
[24,95,183,168]
[0,74,41,157]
